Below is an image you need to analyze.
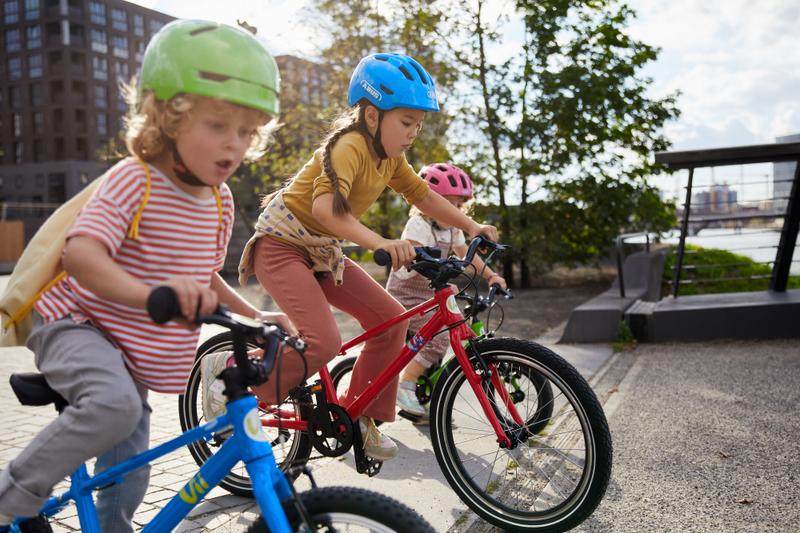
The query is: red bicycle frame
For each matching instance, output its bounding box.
[262,284,524,447]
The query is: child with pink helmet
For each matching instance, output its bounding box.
[386,163,506,420]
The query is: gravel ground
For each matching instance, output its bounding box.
[575,339,800,532]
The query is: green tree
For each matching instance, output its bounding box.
[443,0,679,287]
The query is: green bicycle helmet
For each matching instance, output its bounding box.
[139,20,280,115]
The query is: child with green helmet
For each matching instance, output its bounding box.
[0,20,290,532]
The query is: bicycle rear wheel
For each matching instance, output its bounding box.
[246,486,435,533]
[430,337,612,532]
[178,332,312,498]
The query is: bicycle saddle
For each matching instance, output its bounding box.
[9,373,67,410]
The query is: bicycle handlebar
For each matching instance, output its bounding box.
[146,286,306,387]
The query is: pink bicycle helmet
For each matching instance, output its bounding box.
[419,163,473,198]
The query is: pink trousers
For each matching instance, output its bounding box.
[251,236,408,422]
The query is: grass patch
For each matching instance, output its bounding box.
[612,320,637,352]
[662,245,800,296]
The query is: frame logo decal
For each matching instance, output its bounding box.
[245,408,268,442]
[179,473,209,504]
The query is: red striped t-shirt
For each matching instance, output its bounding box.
[35,158,235,393]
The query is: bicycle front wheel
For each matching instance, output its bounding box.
[430,337,612,532]
[178,332,312,498]
[246,486,435,533]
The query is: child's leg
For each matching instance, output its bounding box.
[319,258,408,423]
[250,237,342,404]
[94,396,151,533]
[0,318,144,519]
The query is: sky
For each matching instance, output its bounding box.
[128,0,800,198]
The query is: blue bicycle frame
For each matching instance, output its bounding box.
[14,395,294,533]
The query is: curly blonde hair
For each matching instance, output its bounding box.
[122,80,279,163]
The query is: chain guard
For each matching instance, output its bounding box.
[308,404,353,457]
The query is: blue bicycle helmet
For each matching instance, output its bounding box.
[348,53,439,112]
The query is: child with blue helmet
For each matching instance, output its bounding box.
[222,53,499,460]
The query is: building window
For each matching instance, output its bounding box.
[9,86,20,108]
[26,25,41,48]
[94,85,107,107]
[149,19,164,34]
[23,0,37,20]
[114,61,129,84]
[135,40,145,62]
[76,137,87,158]
[111,35,128,58]
[3,0,19,24]
[12,113,22,136]
[32,110,43,134]
[97,112,107,136]
[111,8,126,31]
[92,56,107,80]
[8,57,22,80]
[29,82,41,105]
[33,139,43,161]
[28,53,42,78]
[5,28,21,52]
[90,28,106,53]
[89,1,104,24]
[133,14,144,37]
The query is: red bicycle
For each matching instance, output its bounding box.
[179,236,612,532]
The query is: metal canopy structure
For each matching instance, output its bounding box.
[655,141,800,294]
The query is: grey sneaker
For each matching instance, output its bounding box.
[396,380,425,417]
[359,417,398,461]
[201,351,233,420]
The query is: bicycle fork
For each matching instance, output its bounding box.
[450,330,527,449]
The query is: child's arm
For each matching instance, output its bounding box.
[413,191,499,242]
[63,236,218,322]
[210,274,294,333]
[453,243,507,289]
[312,193,416,270]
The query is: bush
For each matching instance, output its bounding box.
[662,244,800,296]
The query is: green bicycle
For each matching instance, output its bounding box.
[329,284,555,431]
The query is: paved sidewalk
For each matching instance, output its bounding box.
[6,275,797,531]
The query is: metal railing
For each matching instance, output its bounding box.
[655,141,800,297]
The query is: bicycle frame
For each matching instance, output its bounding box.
[25,396,295,533]
[263,284,525,448]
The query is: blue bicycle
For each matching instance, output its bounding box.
[3,286,434,533]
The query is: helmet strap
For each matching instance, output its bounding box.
[371,110,388,160]
[168,140,208,187]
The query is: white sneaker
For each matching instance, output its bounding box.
[201,351,234,421]
[396,380,426,417]
[359,417,398,461]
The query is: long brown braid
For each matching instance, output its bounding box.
[322,103,375,216]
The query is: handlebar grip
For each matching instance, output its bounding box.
[146,286,181,324]
[374,249,391,266]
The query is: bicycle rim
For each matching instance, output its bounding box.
[431,340,610,531]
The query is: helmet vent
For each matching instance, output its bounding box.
[398,66,414,81]
[461,175,468,188]
[199,71,231,82]
[436,165,448,171]
[189,26,217,36]
[420,171,428,179]
[429,177,440,185]
[375,55,390,61]
[447,175,458,187]
[380,84,394,95]
[409,62,428,85]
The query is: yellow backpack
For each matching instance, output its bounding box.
[0,160,221,347]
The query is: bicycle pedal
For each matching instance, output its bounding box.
[364,458,383,477]
[397,409,423,422]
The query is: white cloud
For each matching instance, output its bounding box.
[628,0,800,149]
